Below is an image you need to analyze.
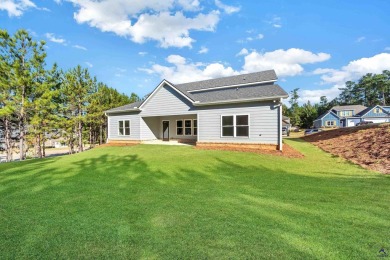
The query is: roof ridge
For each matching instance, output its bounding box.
[175,70,276,87]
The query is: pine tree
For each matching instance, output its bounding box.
[9,29,46,160]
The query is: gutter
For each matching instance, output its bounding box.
[192,95,288,106]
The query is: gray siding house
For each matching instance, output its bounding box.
[105,70,288,150]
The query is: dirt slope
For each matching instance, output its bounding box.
[302,123,390,174]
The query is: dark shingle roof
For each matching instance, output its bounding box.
[188,83,287,103]
[175,70,277,92]
[106,70,287,113]
[331,105,367,114]
[105,100,143,113]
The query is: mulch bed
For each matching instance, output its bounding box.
[195,142,304,158]
[303,123,390,174]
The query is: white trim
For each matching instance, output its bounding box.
[187,80,277,93]
[184,119,192,136]
[176,119,184,136]
[118,120,131,136]
[162,120,170,140]
[106,108,142,114]
[193,96,288,106]
[220,114,250,138]
[106,112,110,142]
[139,80,194,109]
[193,119,198,136]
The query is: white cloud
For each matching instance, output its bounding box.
[68,0,220,48]
[142,48,330,83]
[257,33,264,40]
[45,33,66,45]
[138,51,148,56]
[266,16,282,28]
[314,53,390,84]
[356,36,365,43]
[243,48,331,76]
[198,46,209,54]
[0,0,36,17]
[298,85,342,104]
[215,0,240,14]
[85,61,93,68]
[141,54,238,83]
[72,44,87,50]
[236,48,248,56]
[237,33,264,43]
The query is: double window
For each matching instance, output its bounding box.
[118,120,130,136]
[221,115,249,137]
[373,108,382,114]
[177,119,197,136]
[325,120,336,126]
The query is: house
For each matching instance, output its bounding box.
[313,104,390,128]
[105,70,288,150]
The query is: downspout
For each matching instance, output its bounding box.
[279,98,283,151]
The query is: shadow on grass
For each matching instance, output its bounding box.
[0,146,389,259]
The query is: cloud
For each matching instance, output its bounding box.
[215,0,240,14]
[257,33,264,40]
[266,16,282,28]
[142,48,330,83]
[298,85,342,104]
[198,46,208,54]
[243,48,331,76]
[45,33,66,45]
[237,33,264,43]
[72,44,87,50]
[314,53,390,84]
[0,0,36,17]
[140,54,238,83]
[356,36,365,43]
[236,48,249,56]
[138,51,148,56]
[85,61,93,68]
[68,0,220,48]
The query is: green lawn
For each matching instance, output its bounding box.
[1,139,389,259]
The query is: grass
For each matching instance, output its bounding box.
[0,139,389,259]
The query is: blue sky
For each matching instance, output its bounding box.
[1,0,390,104]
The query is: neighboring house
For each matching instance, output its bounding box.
[313,110,341,128]
[105,70,288,150]
[282,116,291,130]
[313,104,390,128]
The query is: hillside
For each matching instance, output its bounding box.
[303,124,390,174]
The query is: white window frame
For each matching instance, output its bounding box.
[220,114,250,138]
[118,120,131,136]
[325,120,336,126]
[373,107,382,114]
[176,120,184,136]
[193,119,197,136]
[184,119,192,136]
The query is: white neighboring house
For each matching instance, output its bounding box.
[105,70,288,150]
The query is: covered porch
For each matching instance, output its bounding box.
[141,114,198,143]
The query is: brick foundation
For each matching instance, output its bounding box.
[106,140,141,145]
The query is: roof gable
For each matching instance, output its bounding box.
[315,110,340,121]
[357,105,390,117]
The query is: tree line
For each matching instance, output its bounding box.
[284,70,390,128]
[0,29,139,162]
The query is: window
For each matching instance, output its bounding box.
[373,108,382,114]
[222,116,234,137]
[193,120,197,136]
[221,115,249,137]
[176,120,183,135]
[184,120,192,135]
[340,111,352,116]
[119,120,130,136]
[325,120,336,126]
